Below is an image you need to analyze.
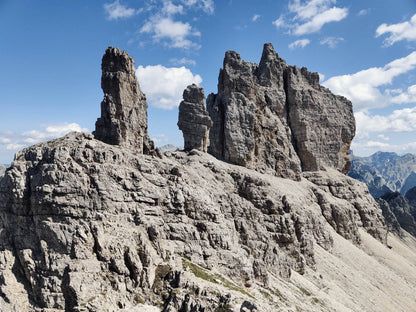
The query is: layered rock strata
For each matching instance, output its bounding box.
[94,47,157,155]
[178,84,212,152]
[207,43,355,179]
[0,133,385,311]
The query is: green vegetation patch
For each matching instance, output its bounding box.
[182,258,254,298]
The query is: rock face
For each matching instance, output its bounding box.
[207,43,355,179]
[178,84,212,152]
[94,47,157,155]
[0,45,398,312]
[0,133,386,312]
[349,151,416,197]
[377,192,416,236]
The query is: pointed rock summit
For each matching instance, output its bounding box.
[94,47,156,155]
[177,84,212,152]
[207,43,355,179]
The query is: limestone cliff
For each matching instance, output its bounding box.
[1,45,411,312]
[207,43,354,179]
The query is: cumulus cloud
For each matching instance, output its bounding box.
[136,65,202,109]
[274,0,348,35]
[293,7,348,35]
[376,13,416,46]
[141,17,201,49]
[289,38,311,49]
[138,0,214,50]
[323,51,416,110]
[0,123,89,158]
[355,108,416,134]
[104,0,139,20]
[320,36,344,48]
[181,0,214,14]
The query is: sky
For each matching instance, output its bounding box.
[1,0,416,164]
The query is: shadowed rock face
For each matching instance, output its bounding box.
[94,47,157,155]
[178,84,212,152]
[207,43,355,179]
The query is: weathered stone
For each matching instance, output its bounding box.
[94,47,157,155]
[178,84,212,152]
[207,43,355,179]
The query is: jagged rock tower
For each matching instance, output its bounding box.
[178,84,212,152]
[94,47,156,154]
[207,43,355,179]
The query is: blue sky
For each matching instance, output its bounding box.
[1,0,416,164]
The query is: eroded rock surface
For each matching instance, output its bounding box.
[94,47,157,155]
[207,43,355,179]
[0,133,386,311]
[178,84,212,152]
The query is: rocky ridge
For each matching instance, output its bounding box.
[207,43,354,180]
[0,45,402,312]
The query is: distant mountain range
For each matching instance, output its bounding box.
[349,151,416,198]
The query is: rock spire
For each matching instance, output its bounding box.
[177,84,212,152]
[207,43,355,179]
[94,47,157,155]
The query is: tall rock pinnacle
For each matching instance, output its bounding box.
[207,43,355,178]
[178,84,212,152]
[94,47,156,155]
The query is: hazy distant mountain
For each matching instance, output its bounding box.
[158,144,181,152]
[349,151,416,198]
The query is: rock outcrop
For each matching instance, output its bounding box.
[0,45,400,312]
[178,84,212,152]
[94,47,157,155]
[377,192,416,236]
[207,43,355,179]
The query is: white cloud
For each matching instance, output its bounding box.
[323,51,416,110]
[6,143,24,151]
[289,38,311,49]
[318,72,325,82]
[320,36,344,48]
[252,14,261,22]
[141,17,201,49]
[104,0,138,20]
[357,9,369,16]
[272,16,287,28]
[181,0,214,14]
[391,84,416,104]
[377,134,390,141]
[355,108,416,134]
[293,7,348,35]
[376,13,416,46]
[276,0,348,35]
[0,123,88,157]
[136,65,202,109]
[162,1,184,16]
[170,57,196,66]
[151,133,169,144]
